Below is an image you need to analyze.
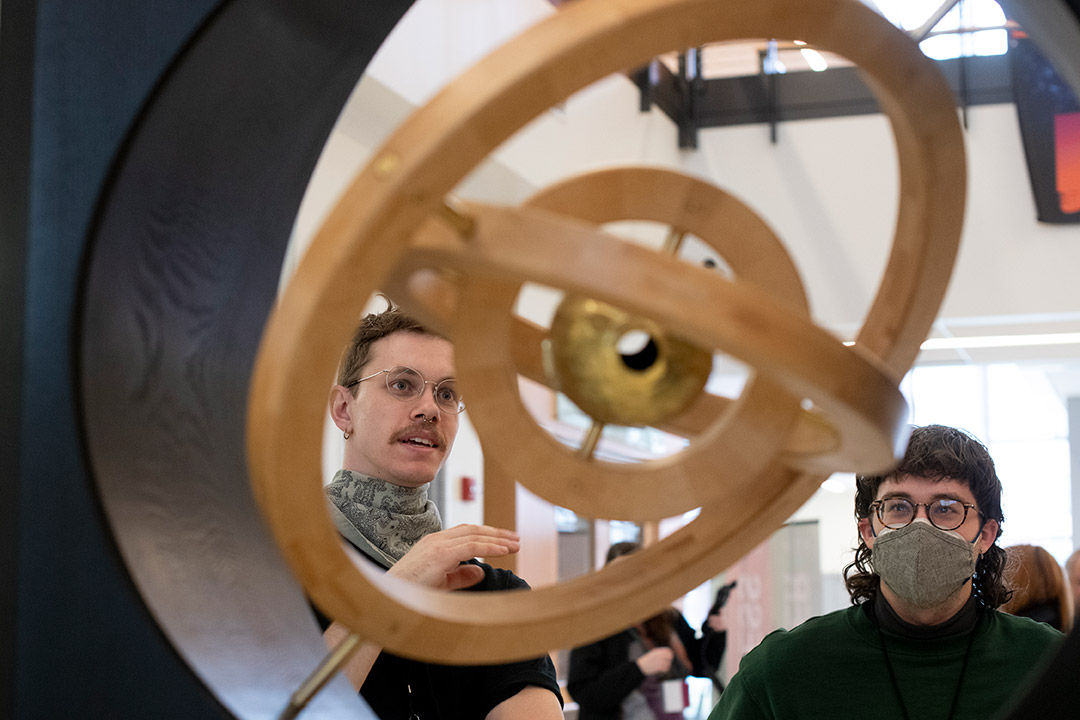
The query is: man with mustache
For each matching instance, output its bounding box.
[318,307,563,719]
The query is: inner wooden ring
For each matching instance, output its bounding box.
[390,167,811,520]
[407,199,907,519]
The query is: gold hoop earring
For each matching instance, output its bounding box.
[343,431,351,440]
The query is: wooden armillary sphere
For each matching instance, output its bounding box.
[248,0,965,664]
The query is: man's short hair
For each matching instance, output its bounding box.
[843,424,1011,608]
[336,305,441,392]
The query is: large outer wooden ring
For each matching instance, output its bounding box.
[248,0,964,663]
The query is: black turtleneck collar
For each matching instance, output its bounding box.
[869,591,981,640]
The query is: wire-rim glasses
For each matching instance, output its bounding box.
[869,496,983,532]
[347,365,465,414]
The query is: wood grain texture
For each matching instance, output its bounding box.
[249,0,965,666]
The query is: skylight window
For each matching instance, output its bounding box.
[870,0,1008,59]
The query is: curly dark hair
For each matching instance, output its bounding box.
[843,424,1011,609]
[335,301,443,392]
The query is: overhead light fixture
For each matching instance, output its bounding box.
[821,476,849,494]
[800,48,829,71]
[843,333,1080,350]
[919,332,1080,350]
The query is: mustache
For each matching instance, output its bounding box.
[392,423,447,447]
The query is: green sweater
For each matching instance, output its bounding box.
[708,604,1061,720]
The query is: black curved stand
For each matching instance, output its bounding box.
[77,1,415,717]
[7,0,411,718]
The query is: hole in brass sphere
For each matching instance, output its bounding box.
[618,331,659,371]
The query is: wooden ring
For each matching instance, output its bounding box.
[400,199,907,521]
[390,166,811,519]
[248,0,964,663]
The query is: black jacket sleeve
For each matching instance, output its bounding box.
[567,632,645,716]
[672,612,726,677]
[466,562,563,713]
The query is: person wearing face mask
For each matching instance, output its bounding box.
[708,424,1064,720]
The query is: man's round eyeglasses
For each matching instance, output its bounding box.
[347,365,465,415]
[869,496,983,532]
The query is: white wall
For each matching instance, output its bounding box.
[682,106,1080,331]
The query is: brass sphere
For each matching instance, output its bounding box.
[549,295,713,427]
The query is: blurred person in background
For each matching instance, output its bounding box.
[1000,544,1073,632]
[568,541,728,720]
[1063,548,1080,625]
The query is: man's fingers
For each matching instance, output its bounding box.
[390,525,524,589]
[434,540,518,565]
[444,564,486,591]
[440,523,520,542]
[470,542,518,559]
[412,525,522,560]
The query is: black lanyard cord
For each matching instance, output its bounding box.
[876,618,979,720]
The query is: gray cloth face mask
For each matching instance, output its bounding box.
[871,519,977,609]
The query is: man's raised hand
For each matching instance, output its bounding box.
[388,523,520,590]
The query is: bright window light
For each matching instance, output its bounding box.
[845,333,1080,350]
[871,0,1008,59]
[800,48,829,72]
[904,362,1074,563]
[920,332,1080,350]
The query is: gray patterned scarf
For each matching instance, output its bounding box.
[325,469,442,566]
